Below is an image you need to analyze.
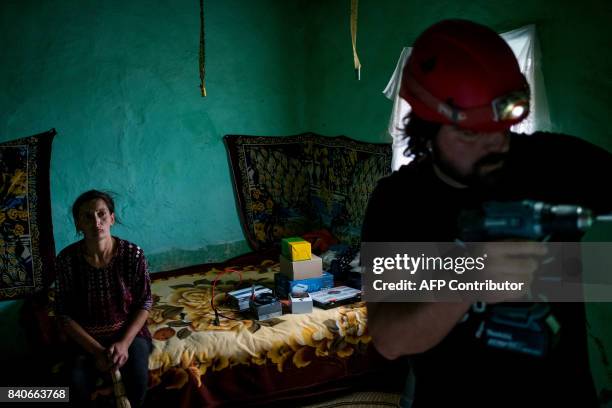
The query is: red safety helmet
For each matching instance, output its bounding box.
[399,19,530,132]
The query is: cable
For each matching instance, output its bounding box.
[210,266,244,325]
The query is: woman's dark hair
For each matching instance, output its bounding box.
[71,190,117,226]
[400,111,442,161]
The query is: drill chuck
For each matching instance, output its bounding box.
[458,200,595,241]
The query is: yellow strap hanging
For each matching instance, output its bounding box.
[350,0,361,80]
[199,0,207,96]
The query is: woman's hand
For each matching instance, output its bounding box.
[108,341,130,370]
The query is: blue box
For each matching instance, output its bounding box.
[274,272,334,298]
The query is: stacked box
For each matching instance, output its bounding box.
[274,272,334,298]
[281,237,312,261]
[279,237,323,310]
[279,254,322,280]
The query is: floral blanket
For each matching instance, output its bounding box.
[147,256,372,397]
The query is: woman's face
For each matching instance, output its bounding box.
[76,198,115,240]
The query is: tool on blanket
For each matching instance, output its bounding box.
[249,291,282,321]
[228,284,273,312]
[309,286,361,309]
[111,369,131,408]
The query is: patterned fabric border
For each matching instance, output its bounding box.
[224,133,391,250]
[0,129,56,300]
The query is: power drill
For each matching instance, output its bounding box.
[456,200,612,357]
[457,200,612,241]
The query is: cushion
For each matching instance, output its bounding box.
[0,129,56,300]
[224,133,392,250]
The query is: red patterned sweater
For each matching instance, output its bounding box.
[55,237,152,343]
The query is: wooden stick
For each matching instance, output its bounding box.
[111,369,131,408]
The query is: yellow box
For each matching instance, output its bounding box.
[281,238,311,261]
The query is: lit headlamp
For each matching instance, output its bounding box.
[492,91,530,122]
[401,71,531,129]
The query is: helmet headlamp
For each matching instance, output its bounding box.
[492,91,530,122]
[402,71,531,131]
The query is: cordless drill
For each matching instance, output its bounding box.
[457,200,611,241]
[456,200,612,357]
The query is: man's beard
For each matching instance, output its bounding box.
[433,149,508,189]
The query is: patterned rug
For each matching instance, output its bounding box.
[224,133,392,250]
[0,129,56,300]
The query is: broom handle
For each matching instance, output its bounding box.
[111,369,132,408]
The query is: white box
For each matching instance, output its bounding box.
[290,293,313,314]
[280,254,322,280]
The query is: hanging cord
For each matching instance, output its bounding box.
[199,0,207,96]
[350,0,361,80]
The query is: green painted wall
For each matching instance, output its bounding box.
[1,0,610,398]
[1,0,308,272]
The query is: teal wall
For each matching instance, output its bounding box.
[1,0,309,271]
[1,0,610,398]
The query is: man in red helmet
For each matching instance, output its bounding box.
[362,19,609,407]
